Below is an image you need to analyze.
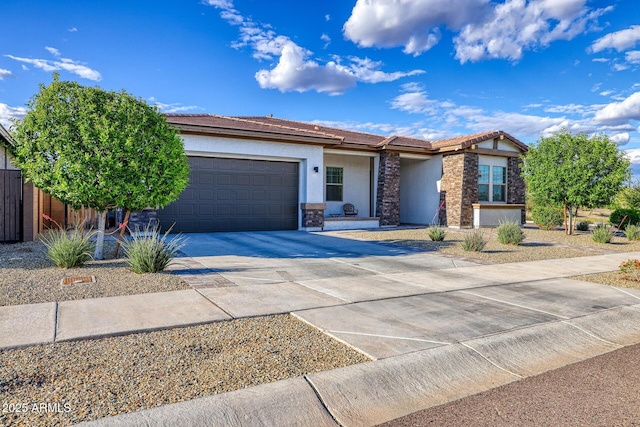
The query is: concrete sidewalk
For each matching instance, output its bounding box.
[2,251,640,426]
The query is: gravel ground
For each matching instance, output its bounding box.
[344,226,640,265]
[0,240,189,307]
[379,342,640,427]
[0,314,369,427]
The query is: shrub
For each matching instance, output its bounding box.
[39,226,95,268]
[461,229,487,252]
[576,221,590,232]
[122,224,187,273]
[428,226,446,242]
[624,224,640,241]
[496,219,525,245]
[609,208,640,230]
[532,205,564,230]
[619,259,640,281]
[591,223,613,244]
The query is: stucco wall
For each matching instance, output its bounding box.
[399,156,442,225]
[323,153,372,217]
[0,146,19,170]
[476,138,520,152]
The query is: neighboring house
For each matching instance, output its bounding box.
[154,115,527,233]
[0,124,35,242]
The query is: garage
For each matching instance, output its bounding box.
[158,157,299,233]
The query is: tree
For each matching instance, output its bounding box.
[521,129,630,235]
[10,74,190,259]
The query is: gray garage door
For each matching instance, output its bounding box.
[158,157,299,233]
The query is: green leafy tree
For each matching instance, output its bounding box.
[10,74,189,259]
[521,129,630,235]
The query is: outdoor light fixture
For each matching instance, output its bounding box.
[313,166,319,172]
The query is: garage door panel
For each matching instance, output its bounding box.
[159,157,299,232]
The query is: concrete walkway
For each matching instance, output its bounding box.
[2,243,640,426]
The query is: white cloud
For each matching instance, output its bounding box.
[626,50,640,64]
[455,0,610,63]
[343,0,489,56]
[592,57,610,62]
[593,91,640,125]
[589,25,640,53]
[150,98,201,113]
[611,132,630,145]
[342,0,610,62]
[5,53,101,81]
[599,90,614,97]
[390,83,437,114]
[0,103,27,128]
[68,27,78,32]
[21,65,28,71]
[613,63,629,71]
[325,14,330,22]
[207,0,422,94]
[45,46,61,57]
[0,69,12,80]
[321,33,331,49]
[255,42,357,95]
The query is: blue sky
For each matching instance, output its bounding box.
[1,0,639,170]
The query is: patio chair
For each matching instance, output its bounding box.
[343,203,359,216]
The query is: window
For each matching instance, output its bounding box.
[326,167,343,202]
[478,164,506,202]
[493,166,506,202]
[478,165,490,201]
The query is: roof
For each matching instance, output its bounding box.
[0,124,14,148]
[165,114,527,154]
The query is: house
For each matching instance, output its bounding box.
[0,116,527,241]
[152,115,527,233]
[0,124,35,242]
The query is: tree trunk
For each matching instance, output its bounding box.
[567,208,574,235]
[564,202,568,235]
[94,210,107,260]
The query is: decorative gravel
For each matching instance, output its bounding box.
[0,314,370,427]
[343,227,611,264]
[0,241,190,307]
[571,271,640,291]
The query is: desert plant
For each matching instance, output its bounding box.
[428,226,446,242]
[576,221,590,232]
[592,223,613,244]
[609,208,640,230]
[624,224,640,241]
[619,259,640,281]
[496,219,525,245]
[531,205,564,230]
[461,229,487,252]
[122,224,187,273]
[39,225,96,268]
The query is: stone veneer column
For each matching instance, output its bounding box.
[300,203,326,230]
[440,153,478,227]
[507,157,526,224]
[375,152,400,226]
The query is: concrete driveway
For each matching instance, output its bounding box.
[174,230,640,358]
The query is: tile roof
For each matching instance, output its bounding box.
[165,114,527,153]
[431,130,527,151]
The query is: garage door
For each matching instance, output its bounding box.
[158,157,299,233]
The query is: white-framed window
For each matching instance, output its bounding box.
[478,163,507,203]
[326,167,343,202]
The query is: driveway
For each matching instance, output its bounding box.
[175,231,640,357]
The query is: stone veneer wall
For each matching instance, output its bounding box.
[507,157,527,224]
[301,206,325,228]
[375,152,400,226]
[440,153,478,227]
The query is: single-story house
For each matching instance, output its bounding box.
[154,115,527,233]
[0,116,527,241]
